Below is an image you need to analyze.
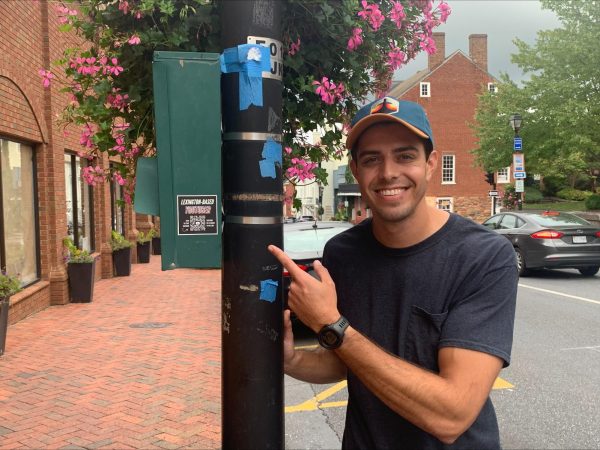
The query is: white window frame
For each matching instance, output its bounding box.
[497,167,510,184]
[441,154,455,184]
[420,82,430,98]
[487,82,497,93]
[436,197,454,212]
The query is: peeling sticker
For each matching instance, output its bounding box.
[259,279,278,303]
[240,284,259,292]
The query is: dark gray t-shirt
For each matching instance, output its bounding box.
[322,213,518,450]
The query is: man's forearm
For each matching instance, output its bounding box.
[334,327,501,444]
[285,347,347,384]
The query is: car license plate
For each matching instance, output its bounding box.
[573,236,587,244]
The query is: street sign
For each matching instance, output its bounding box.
[515,180,525,192]
[513,153,525,172]
[488,190,499,197]
[514,172,526,179]
[514,137,522,151]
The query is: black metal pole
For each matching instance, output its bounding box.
[220,1,284,448]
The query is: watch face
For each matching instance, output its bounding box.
[322,330,338,347]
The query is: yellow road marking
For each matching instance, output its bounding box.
[285,377,514,413]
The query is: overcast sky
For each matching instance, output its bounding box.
[395,0,562,82]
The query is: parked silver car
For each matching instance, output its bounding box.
[482,210,600,276]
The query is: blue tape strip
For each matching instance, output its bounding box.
[220,44,271,110]
[259,279,278,303]
[259,138,282,179]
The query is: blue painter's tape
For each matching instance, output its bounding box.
[220,44,271,110]
[260,279,278,303]
[259,138,282,179]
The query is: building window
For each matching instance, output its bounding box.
[420,82,431,98]
[0,138,39,285]
[436,197,453,212]
[441,154,455,184]
[488,83,497,93]
[497,167,510,183]
[64,154,94,252]
[110,165,125,235]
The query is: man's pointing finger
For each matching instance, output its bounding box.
[268,245,305,278]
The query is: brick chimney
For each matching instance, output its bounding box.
[427,32,445,71]
[469,34,488,72]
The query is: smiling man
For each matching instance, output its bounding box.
[269,97,518,449]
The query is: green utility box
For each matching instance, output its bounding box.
[152,51,222,270]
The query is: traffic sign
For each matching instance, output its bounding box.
[488,190,499,197]
[514,137,522,151]
[515,180,525,192]
[514,172,526,179]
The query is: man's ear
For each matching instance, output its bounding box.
[350,158,359,181]
[426,150,438,180]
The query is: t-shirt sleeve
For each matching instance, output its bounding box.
[439,263,518,367]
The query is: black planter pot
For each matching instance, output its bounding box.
[67,260,96,303]
[152,237,161,255]
[113,247,132,276]
[137,242,151,263]
[0,297,9,357]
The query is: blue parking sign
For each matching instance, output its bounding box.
[514,137,522,151]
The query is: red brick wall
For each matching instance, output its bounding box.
[0,0,135,322]
[400,52,495,221]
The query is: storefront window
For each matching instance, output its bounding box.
[64,154,94,252]
[110,165,125,235]
[0,138,39,285]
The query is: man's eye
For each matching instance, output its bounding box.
[361,156,378,165]
[398,153,416,161]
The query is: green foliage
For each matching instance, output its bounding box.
[334,205,348,221]
[111,230,133,251]
[472,1,600,185]
[63,237,94,263]
[524,185,543,203]
[585,194,600,211]
[500,184,520,211]
[556,188,593,201]
[136,229,156,244]
[53,0,448,203]
[540,175,567,197]
[0,272,22,298]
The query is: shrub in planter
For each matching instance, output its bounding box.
[136,230,154,263]
[152,233,161,255]
[0,271,22,357]
[585,194,600,210]
[111,231,132,276]
[63,237,95,303]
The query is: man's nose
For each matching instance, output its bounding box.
[380,157,399,181]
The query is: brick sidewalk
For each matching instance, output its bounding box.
[0,259,221,450]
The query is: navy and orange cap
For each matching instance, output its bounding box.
[346,97,434,151]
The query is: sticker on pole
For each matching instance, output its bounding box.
[247,36,283,80]
[177,195,218,235]
[513,137,522,151]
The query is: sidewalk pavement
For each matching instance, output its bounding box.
[0,259,221,450]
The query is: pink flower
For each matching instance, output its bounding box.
[56,5,77,24]
[389,1,406,28]
[38,69,54,88]
[288,38,301,56]
[118,0,129,15]
[80,124,95,148]
[113,172,126,186]
[134,11,143,19]
[81,165,105,186]
[286,157,318,182]
[387,47,406,70]
[312,77,346,105]
[347,27,363,51]
[128,35,141,45]
[419,35,437,55]
[284,146,293,155]
[357,0,385,31]
[437,1,452,23]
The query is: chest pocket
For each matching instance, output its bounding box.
[404,305,448,372]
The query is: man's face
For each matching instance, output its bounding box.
[350,122,437,225]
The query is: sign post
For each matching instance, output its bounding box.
[513,137,525,210]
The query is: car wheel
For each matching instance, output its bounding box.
[578,266,599,277]
[515,248,530,277]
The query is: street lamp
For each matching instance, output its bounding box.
[509,113,523,210]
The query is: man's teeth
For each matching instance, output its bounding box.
[379,188,406,196]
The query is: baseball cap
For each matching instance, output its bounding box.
[346,97,434,150]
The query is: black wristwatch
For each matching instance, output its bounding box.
[317,316,349,350]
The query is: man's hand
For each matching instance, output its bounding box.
[268,245,340,333]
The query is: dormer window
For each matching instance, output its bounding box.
[420,82,431,98]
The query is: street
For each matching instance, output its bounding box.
[284,269,600,449]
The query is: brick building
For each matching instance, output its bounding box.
[0,1,146,324]
[388,32,497,221]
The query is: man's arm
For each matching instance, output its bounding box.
[336,327,502,444]
[282,310,347,384]
[269,245,503,445]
